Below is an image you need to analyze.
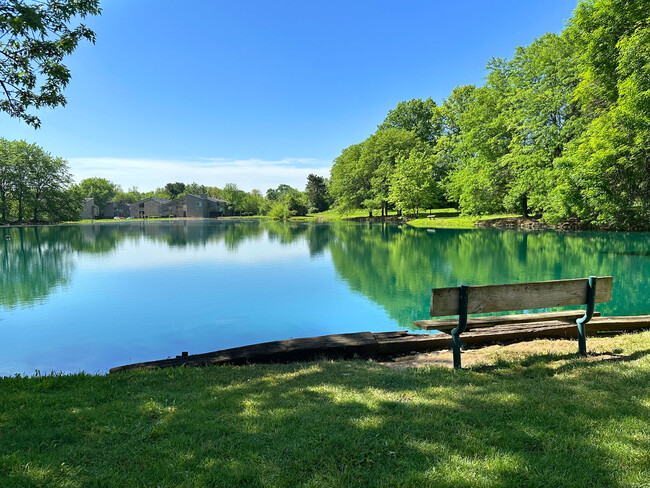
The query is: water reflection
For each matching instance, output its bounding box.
[1,221,648,319]
[328,223,650,323]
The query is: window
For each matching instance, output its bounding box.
[197,202,202,207]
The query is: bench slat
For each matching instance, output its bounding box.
[414,310,600,330]
[430,276,613,317]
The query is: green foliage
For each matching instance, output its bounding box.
[113,186,142,204]
[0,0,101,127]
[327,0,650,229]
[185,182,207,195]
[267,200,291,220]
[330,129,424,215]
[0,138,76,223]
[378,97,442,144]
[304,173,331,213]
[164,181,186,199]
[388,148,442,215]
[78,177,121,210]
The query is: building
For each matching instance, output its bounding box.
[129,197,170,218]
[159,194,227,218]
[102,201,131,219]
[81,198,99,220]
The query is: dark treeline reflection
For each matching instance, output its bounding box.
[2,221,648,320]
[0,221,327,308]
[328,223,650,325]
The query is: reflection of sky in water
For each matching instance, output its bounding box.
[1,221,649,376]
[1,224,399,376]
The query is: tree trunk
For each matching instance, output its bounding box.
[0,195,6,222]
[521,194,529,218]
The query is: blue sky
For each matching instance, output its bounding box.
[0,0,578,191]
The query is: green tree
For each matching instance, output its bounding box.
[329,143,367,213]
[266,184,295,201]
[113,186,142,204]
[0,138,15,222]
[221,183,246,215]
[378,97,442,144]
[304,174,330,213]
[28,152,72,222]
[499,33,581,217]
[444,66,513,215]
[0,0,101,127]
[185,182,207,195]
[10,140,35,222]
[164,182,186,199]
[78,177,121,211]
[389,149,442,215]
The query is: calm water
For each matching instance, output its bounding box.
[1,220,649,376]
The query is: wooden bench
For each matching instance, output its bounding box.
[427,214,436,220]
[413,276,613,369]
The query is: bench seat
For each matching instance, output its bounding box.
[414,310,601,331]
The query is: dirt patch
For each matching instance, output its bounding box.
[378,338,628,369]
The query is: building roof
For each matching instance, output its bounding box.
[186,193,227,204]
[133,197,171,205]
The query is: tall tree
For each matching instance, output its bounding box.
[389,148,442,215]
[29,152,72,222]
[78,177,120,210]
[378,98,442,144]
[329,143,367,213]
[164,181,186,199]
[304,174,330,213]
[0,0,101,127]
[0,138,14,222]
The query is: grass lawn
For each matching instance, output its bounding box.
[406,209,520,229]
[299,208,519,229]
[2,331,650,487]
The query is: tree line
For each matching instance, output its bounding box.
[77,174,332,220]
[330,0,650,229]
[0,137,332,223]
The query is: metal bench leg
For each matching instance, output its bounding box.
[451,332,462,369]
[576,276,597,356]
[451,285,469,369]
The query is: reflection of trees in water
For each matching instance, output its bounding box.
[3,221,647,318]
[1,227,76,309]
[328,224,650,326]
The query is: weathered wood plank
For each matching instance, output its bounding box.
[414,310,600,330]
[430,276,613,316]
[109,314,649,373]
[109,332,378,373]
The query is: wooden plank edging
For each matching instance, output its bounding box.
[109,315,650,373]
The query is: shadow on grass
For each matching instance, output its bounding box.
[2,345,650,487]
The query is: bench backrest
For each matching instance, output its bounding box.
[430,276,613,317]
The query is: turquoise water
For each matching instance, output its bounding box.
[1,220,648,375]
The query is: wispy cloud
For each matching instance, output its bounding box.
[67,157,332,192]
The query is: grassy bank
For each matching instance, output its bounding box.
[406,209,519,229]
[2,331,650,487]
[299,208,518,229]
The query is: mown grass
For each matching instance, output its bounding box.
[406,210,520,229]
[2,332,650,487]
[301,208,402,221]
[300,208,518,229]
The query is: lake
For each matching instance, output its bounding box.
[1,220,649,376]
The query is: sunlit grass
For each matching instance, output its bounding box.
[407,210,520,229]
[2,331,650,487]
